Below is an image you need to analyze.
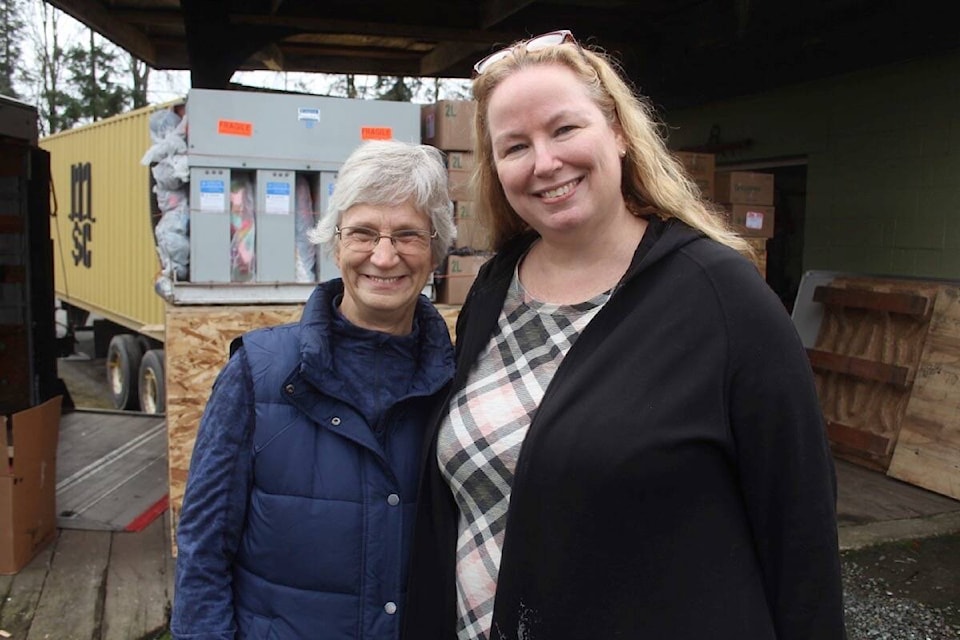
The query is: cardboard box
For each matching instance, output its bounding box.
[724,204,775,238]
[448,168,471,201]
[445,151,475,172]
[1,396,61,575]
[436,254,491,305]
[454,201,492,251]
[714,171,774,205]
[674,151,715,199]
[421,100,476,151]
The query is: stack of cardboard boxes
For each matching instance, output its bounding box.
[421,99,492,305]
[675,151,773,276]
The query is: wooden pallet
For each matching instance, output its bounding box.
[808,276,960,500]
[887,286,960,500]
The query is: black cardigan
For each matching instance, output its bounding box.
[402,218,846,640]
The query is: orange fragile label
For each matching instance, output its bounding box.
[218,119,253,136]
[361,126,392,140]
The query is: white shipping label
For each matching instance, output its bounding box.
[265,181,292,214]
[745,210,764,230]
[199,179,226,212]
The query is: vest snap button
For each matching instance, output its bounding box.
[284,384,295,395]
[387,493,400,506]
[331,417,341,426]
[384,601,397,615]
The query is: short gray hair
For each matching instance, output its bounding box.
[309,140,456,264]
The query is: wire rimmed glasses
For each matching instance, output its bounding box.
[335,225,437,255]
[473,29,577,76]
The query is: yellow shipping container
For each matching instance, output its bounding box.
[41,104,169,342]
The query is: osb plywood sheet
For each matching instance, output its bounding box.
[812,277,939,470]
[166,304,302,554]
[888,286,960,500]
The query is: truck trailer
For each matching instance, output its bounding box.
[42,88,421,414]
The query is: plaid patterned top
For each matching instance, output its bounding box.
[437,268,610,640]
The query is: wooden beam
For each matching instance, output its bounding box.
[229,14,520,44]
[807,348,913,388]
[813,285,932,317]
[481,0,536,29]
[826,419,892,458]
[44,0,157,65]
[420,42,490,76]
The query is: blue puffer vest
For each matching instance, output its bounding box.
[232,281,454,639]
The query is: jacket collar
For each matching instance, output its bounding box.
[295,279,455,400]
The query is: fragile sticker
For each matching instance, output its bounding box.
[218,119,253,137]
[361,126,393,140]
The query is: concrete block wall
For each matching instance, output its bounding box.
[663,51,960,280]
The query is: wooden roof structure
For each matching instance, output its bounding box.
[43,0,960,110]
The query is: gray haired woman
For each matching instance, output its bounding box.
[173,139,456,640]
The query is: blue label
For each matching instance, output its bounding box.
[266,182,291,195]
[200,180,225,193]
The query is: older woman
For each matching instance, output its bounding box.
[402,32,845,640]
[172,140,455,640]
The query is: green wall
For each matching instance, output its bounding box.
[663,50,960,280]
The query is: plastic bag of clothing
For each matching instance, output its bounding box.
[230,175,256,282]
[294,175,317,283]
[155,187,188,214]
[151,156,185,190]
[148,108,181,144]
[154,200,190,281]
[141,109,188,165]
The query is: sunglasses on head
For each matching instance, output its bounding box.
[473,29,577,76]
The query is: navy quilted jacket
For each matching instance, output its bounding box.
[172,279,454,640]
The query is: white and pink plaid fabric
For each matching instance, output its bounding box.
[437,271,609,640]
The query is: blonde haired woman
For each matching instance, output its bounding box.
[402,31,844,640]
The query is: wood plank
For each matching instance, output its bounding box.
[813,285,932,317]
[835,458,960,525]
[26,530,110,640]
[165,304,302,555]
[0,542,55,639]
[807,348,912,387]
[101,519,170,640]
[826,419,892,458]
[888,286,960,500]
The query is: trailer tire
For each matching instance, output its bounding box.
[106,334,144,410]
[138,349,166,415]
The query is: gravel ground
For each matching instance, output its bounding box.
[842,533,960,639]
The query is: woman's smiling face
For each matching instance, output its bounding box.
[334,201,436,335]
[486,63,627,240]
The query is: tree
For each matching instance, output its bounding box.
[0,0,26,98]
[61,30,136,123]
[32,1,74,134]
[128,52,150,108]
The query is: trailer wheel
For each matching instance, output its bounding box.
[138,349,166,414]
[106,334,144,410]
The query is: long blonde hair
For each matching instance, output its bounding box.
[471,39,750,255]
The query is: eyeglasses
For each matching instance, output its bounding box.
[473,29,577,76]
[336,225,437,255]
